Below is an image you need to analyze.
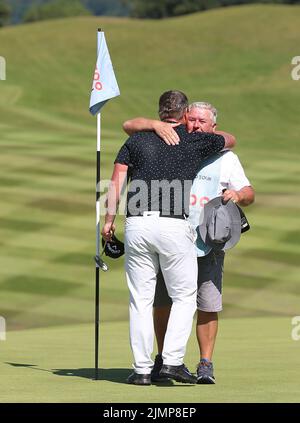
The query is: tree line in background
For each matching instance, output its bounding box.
[124,0,300,18]
[0,0,10,26]
[1,0,300,27]
[1,0,129,25]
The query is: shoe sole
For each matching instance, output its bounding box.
[151,376,170,383]
[197,376,215,385]
[127,381,151,385]
[160,372,196,384]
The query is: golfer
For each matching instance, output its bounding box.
[102,91,235,385]
[124,101,254,384]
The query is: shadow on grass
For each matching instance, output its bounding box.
[5,363,183,387]
[52,368,130,384]
[5,362,51,373]
[4,363,129,383]
[52,368,175,386]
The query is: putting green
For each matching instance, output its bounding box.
[0,4,299,334]
[0,316,299,403]
[0,4,300,404]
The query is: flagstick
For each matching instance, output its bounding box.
[95,112,101,380]
[91,27,120,380]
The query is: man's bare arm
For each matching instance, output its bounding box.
[123,118,180,145]
[123,118,236,148]
[215,131,236,149]
[123,118,157,135]
[223,186,255,207]
[101,163,128,240]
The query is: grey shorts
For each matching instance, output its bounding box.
[154,250,225,312]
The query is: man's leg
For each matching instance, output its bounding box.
[153,269,172,354]
[151,270,172,381]
[156,219,197,383]
[153,306,171,354]
[196,311,218,362]
[124,217,159,382]
[151,306,171,382]
[196,250,224,384]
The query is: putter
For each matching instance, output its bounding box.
[94,254,108,272]
[94,228,117,272]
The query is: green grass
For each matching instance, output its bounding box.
[0,4,300,402]
[0,317,299,403]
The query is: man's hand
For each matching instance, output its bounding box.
[101,222,116,242]
[123,117,180,145]
[222,189,240,204]
[222,186,255,206]
[152,121,180,145]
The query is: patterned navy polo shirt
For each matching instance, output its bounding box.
[115,125,225,217]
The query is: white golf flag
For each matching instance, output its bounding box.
[89,31,120,115]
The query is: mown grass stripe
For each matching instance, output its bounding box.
[0,5,299,332]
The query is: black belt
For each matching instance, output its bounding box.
[160,214,187,220]
[127,212,187,220]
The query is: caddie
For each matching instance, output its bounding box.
[151,102,255,384]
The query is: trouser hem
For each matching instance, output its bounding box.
[162,360,183,367]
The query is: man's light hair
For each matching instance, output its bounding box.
[188,102,218,124]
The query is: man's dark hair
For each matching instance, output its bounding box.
[158,90,189,121]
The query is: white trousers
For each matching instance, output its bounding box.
[125,212,197,374]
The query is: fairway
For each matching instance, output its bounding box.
[0,317,299,403]
[1,4,300,403]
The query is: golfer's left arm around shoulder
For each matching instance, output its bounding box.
[123,118,157,135]
[216,131,236,149]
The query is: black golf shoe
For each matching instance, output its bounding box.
[151,354,170,382]
[159,364,197,384]
[126,372,151,385]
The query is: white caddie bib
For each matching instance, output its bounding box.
[188,152,225,257]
